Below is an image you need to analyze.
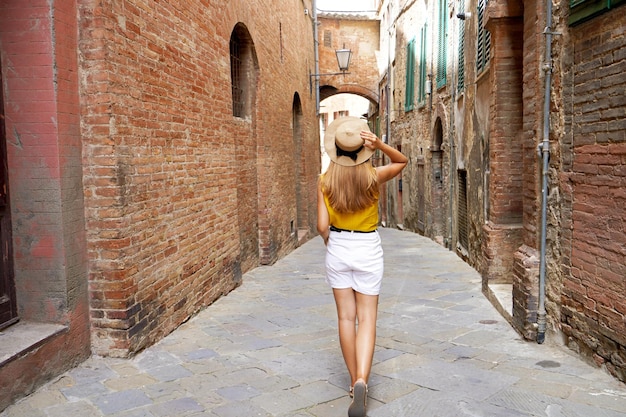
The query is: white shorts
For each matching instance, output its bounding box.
[325,230,384,295]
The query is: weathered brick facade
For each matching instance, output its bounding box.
[560,5,626,381]
[382,0,626,383]
[1,0,319,409]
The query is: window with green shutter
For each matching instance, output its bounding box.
[405,38,416,112]
[418,25,428,105]
[477,0,491,74]
[457,0,466,92]
[436,0,447,89]
[569,0,626,26]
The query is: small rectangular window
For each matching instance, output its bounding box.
[324,31,332,47]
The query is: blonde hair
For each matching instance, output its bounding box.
[320,161,379,214]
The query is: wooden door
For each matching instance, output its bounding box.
[0,65,17,329]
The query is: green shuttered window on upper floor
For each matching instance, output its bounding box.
[477,0,491,75]
[457,0,466,92]
[569,0,626,25]
[404,37,416,112]
[436,0,447,89]
[418,24,428,105]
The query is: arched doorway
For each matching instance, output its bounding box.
[431,117,446,240]
[292,93,308,243]
[0,62,17,329]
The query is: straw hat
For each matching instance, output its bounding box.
[324,116,374,166]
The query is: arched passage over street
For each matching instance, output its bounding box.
[320,84,378,105]
[316,13,380,114]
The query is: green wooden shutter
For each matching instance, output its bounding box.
[418,25,428,104]
[569,0,625,26]
[477,0,491,74]
[405,38,416,111]
[436,0,447,88]
[457,0,466,92]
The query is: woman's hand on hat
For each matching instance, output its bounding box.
[361,130,380,150]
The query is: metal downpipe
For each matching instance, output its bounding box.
[537,0,554,344]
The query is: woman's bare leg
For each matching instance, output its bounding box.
[333,289,379,387]
[355,292,378,383]
[333,288,358,386]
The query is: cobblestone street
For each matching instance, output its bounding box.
[3,228,626,417]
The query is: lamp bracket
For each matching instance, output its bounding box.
[309,71,351,93]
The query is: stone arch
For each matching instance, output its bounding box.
[430,101,448,151]
[430,114,447,241]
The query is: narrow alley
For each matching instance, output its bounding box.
[2,228,625,417]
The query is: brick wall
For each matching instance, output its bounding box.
[509,0,543,337]
[78,0,318,356]
[561,6,626,382]
[482,3,524,282]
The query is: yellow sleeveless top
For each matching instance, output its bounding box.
[323,193,379,232]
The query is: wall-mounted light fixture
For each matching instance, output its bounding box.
[456,11,472,20]
[310,47,352,93]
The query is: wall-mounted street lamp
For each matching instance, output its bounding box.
[335,48,352,72]
[310,47,352,93]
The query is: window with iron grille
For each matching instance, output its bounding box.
[457,170,469,249]
[477,0,491,74]
[230,36,245,117]
[229,25,258,119]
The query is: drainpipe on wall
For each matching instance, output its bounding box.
[386,2,392,145]
[537,0,556,345]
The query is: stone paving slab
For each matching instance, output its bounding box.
[2,228,626,417]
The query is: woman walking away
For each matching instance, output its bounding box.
[317,116,407,417]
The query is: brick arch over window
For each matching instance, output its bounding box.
[230,23,259,119]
